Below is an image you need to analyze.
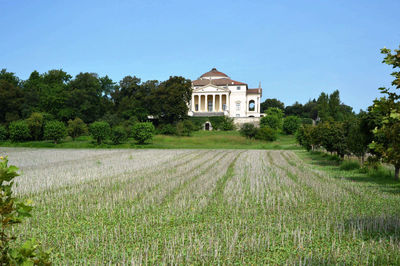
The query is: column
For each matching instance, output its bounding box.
[219,94,222,112]
[191,94,195,111]
[212,94,215,112]
[200,95,203,111]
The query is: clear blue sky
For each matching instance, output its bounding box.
[1,0,399,112]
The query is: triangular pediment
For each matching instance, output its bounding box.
[193,84,230,93]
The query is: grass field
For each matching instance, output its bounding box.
[2,148,399,264]
[0,131,299,150]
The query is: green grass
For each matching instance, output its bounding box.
[0,131,299,150]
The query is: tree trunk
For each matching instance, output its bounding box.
[395,166,399,181]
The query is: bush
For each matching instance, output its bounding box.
[260,115,282,130]
[44,121,67,144]
[0,125,7,141]
[176,120,195,136]
[0,157,51,264]
[158,124,177,135]
[283,116,301,135]
[67,117,88,140]
[26,112,44,140]
[89,121,111,145]
[255,126,278,141]
[111,126,127,144]
[132,122,155,144]
[9,120,30,142]
[301,118,313,125]
[340,160,361,171]
[121,117,138,138]
[221,116,235,131]
[239,123,257,139]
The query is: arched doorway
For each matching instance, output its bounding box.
[203,121,212,131]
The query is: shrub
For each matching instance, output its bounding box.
[9,120,30,142]
[111,126,127,145]
[221,116,235,131]
[301,118,313,125]
[26,112,44,140]
[67,117,88,140]
[132,122,155,144]
[0,125,7,141]
[121,117,138,138]
[260,115,282,130]
[239,123,257,139]
[44,121,67,144]
[89,121,111,145]
[0,156,51,264]
[340,160,361,171]
[283,116,301,135]
[176,120,195,136]
[255,126,278,141]
[158,124,177,135]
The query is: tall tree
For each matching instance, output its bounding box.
[149,76,192,124]
[0,69,24,123]
[64,72,104,123]
[260,98,285,113]
[369,45,400,180]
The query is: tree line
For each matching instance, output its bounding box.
[296,46,400,180]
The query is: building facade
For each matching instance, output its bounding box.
[188,68,262,118]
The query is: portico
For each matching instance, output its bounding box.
[192,93,229,112]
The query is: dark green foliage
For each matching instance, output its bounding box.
[121,117,138,138]
[301,118,313,125]
[9,120,30,142]
[260,98,285,113]
[111,126,127,144]
[296,125,315,151]
[0,157,51,264]
[239,123,257,139]
[0,126,6,141]
[67,117,88,140]
[316,121,347,158]
[44,120,67,144]
[149,76,192,124]
[346,117,369,162]
[158,124,177,135]
[176,120,195,136]
[220,116,235,131]
[260,115,281,130]
[26,112,44,140]
[89,121,111,145]
[282,116,301,135]
[0,69,23,123]
[132,122,155,144]
[340,160,361,171]
[255,126,278,141]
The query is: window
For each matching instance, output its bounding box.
[195,104,199,111]
[208,101,213,112]
[236,86,241,90]
[222,104,226,111]
[249,100,255,111]
[236,114,240,117]
[236,102,240,111]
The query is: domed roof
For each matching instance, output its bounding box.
[200,68,229,78]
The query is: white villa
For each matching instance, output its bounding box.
[188,68,262,120]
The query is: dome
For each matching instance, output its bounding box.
[200,68,229,79]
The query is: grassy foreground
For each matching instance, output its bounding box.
[0,130,299,150]
[3,148,399,264]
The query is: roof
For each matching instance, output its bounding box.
[200,68,229,78]
[192,78,247,86]
[247,88,262,96]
